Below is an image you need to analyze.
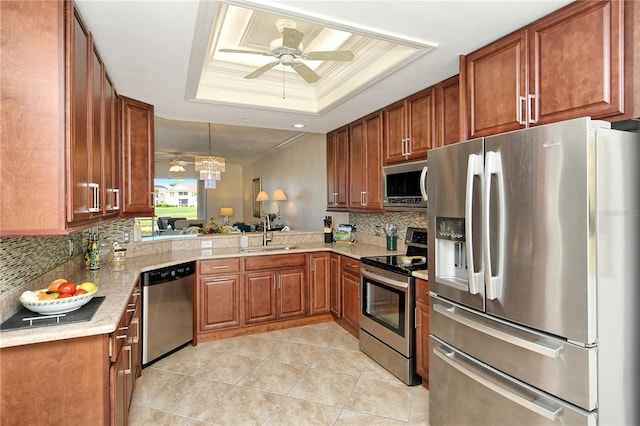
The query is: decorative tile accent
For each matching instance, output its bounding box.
[0,219,135,297]
[350,211,428,242]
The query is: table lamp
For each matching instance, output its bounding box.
[219,207,234,225]
[272,188,287,226]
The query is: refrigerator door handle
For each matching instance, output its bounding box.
[433,303,563,358]
[420,165,428,201]
[483,151,505,300]
[465,154,483,295]
[433,345,564,421]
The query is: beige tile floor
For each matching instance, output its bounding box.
[129,321,430,425]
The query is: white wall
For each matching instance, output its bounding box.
[242,132,345,231]
[202,164,244,224]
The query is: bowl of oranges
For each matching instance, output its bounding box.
[20,279,98,315]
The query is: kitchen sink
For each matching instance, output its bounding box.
[241,245,297,253]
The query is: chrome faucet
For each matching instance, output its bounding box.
[263,215,272,246]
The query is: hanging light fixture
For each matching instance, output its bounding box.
[169,158,186,173]
[195,123,225,189]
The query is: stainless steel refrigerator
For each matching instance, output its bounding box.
[427,117,639,425]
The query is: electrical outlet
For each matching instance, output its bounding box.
[202,249,212,256]
[201,239,213,248]
[68,239,74,257]
[123,231,130,243]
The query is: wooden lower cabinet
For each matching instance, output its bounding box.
[340,256,361,336]
[415,278,430,388]
[310,252,331,315]
[243,254,308,325]
[0,287,141,426]
[198,258,242,333]
[329,253,341,317]
[245,267,307,324]
[200,274,242,331]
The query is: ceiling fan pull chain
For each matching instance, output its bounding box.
[282,65,286,99]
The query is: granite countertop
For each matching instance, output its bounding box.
[0,242,397,349]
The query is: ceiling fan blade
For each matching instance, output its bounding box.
[245,61,279,79]
[304,50,355,61]
[219,48,273,57]
[291,63,321,83]
[282,28,304,50]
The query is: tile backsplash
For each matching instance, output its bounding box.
[0,212,426,298]
[0,219,134,297]
[350,211,427,242]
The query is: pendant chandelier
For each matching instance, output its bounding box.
[194,123,225,189]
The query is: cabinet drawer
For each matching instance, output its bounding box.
[244,253,306,271]
[340,257,360,274]
[415,278,429,304]
[200,258,241,274]
[110,286,140,362]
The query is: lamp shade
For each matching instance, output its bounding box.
[255,191,270,202]
[219,207,234,217]
[272,188,287,201]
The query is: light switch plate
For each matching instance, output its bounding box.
[201,240,212,248]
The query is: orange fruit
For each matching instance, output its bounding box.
[38,291,57,300]
[47,278,67,292]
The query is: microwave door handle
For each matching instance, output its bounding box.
[466,154,483,295]
[420,165,428,201]
[483,151,505,300]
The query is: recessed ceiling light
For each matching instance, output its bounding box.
[293,123,305,128]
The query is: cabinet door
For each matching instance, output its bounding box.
[120,96,154,216]
[435,75,461,147]
[362,111,384,210]
[278,268,307,319]
[341,270,360,331]
[200,275,242,331]
[103,73,119,215]
[110,352,127,426]
[89,42,103,216]
[244,272,277,324]
[348,119,365,208]
[383,99,407,164]
[528,0,623,125]
[67,8,91,224]
[406,88,435,160]
[310,253,330,315]
[465,29,528,138]
[330,254,341,317]
[326,127,349,209]
[415,300,430,388]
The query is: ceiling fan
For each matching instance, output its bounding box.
[157,153,194,173]
[219,19,355,84]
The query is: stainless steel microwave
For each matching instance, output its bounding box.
[382,160,428,211]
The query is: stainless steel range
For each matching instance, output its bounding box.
[359,227,427,385]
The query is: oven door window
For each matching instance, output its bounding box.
[362,278,405,337]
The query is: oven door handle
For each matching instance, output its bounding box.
[361,268,408,290]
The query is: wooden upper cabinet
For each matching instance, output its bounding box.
[103,73,120,215]
[67,7,92,224]
[463,0,625,139]
[348,111,383,211]
[528,0,624,125]
[0,1,67,236]
[463,29,528,139]
[383,88,434,165]
[120,96,155,217]
[434,75,461,147]
[326,126,349,210]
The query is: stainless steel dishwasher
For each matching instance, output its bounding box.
[142,261,195,366]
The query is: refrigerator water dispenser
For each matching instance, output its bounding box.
[435,217,469,291]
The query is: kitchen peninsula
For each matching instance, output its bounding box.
[0,231,402,425]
